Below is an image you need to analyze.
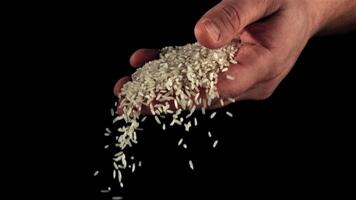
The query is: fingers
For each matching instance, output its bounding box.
[129,48,159,68]
[113,76,131,96]
[195,0,282,48]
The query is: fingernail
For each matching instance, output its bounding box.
[203,20,221,42]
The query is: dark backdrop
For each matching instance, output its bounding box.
[9,0,355,199]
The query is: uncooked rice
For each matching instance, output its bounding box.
[178,138,183,146]
[210,112,217,119]
[189,160,194,170]
[110,40,240,187]
[93,170,99,176]
[226,111,233,117]
[106,128,111,133]
[226,75,235,80]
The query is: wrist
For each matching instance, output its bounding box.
[305,0,356,36]
[304,0,331,37]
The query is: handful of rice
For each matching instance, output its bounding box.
[112,40,241,186]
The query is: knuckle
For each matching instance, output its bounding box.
[220,4,241,32]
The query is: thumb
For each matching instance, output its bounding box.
[194,0,282,48]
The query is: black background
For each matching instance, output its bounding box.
[5,0,355,199]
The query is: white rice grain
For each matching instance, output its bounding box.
[226,111,233,117]
[93,170,99,176]
[208,131,212,138]
[118,170,122,182]
[210,112,217,119]
[105,128,111,133]
[228,97,236,103]
[113,170,116,179]
[226,75,235,80]
[194,117,198,126]
[220,99,224,106]
[132,163,136,173]
[178,138,183,146]
[184,121,192,132]
[141,116,147,122]
[113,162,118,170]
[213,140,219,148]
[154,116,161,125]
[189,160,194,170]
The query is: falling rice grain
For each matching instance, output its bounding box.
[132,163,136,173]
[113,169,116,179]
[118,170,122,183]
[194,117,198,126]
[208,131,212,138]
[113,162,118,170]
[213,140,219,148]
[178,138,183,146]
[110,108,115,116]
[112,197,123,200]
[189,160,194,170]
[210,112,217,119]
[154,116,161,125]
[226,111,233,117]
[141,116,147,122]
[93,170,99,176]
[183,144,187,149]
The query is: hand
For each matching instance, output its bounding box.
[114,0,356,110]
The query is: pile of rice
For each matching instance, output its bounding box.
[110,39,241,187]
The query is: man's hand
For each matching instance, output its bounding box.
[114,0,356,109]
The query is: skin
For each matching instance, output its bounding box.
[114,0,356,112]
